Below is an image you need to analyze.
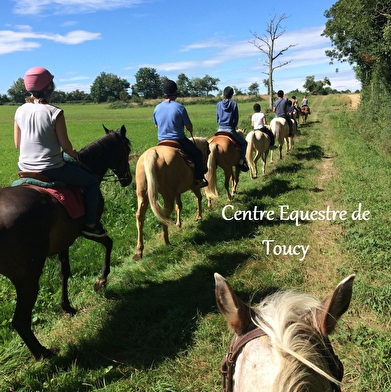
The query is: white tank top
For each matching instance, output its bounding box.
[15,102,64,171]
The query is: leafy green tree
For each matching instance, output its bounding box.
[133,67,161,99]
[323,0,391,87]
[176,73,191,97]
[8,78,27,103]
[303,76,331,95]
[90,72,130,103]
[248,82,259,96]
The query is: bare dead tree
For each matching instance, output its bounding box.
[250,14,297,108]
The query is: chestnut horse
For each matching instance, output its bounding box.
[215,273,355,392]
[204,130,246,208]
[300,105,311,124]
[133,137,209,261]
[269,118,296,162]
[245,129,271,179]
[0,125,132,359]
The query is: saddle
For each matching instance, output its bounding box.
[158,140,195,167]
[12,171,85,219]
[212,131,241,151]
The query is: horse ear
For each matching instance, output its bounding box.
[214,273,252,335]
[103,124,110,134]
[120,125,127,137]
[316,274,355,336]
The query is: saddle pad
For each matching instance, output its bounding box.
[44,187,85,219]
[156,141,194,167]
[211,131,241,150]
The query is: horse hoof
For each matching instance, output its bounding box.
[94,278,107,294]
[133,253,142,262]
[37,347,59,360]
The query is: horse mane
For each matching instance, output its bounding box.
[192,136,209,157]
[78,130,130,177]
[252,291,340,392]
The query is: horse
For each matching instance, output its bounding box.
[133,137,209,261]
[215,272,355,392]
[300,105,311,124]
[0,125,132,360]
[245,129,271,179]
[204,130,246,208]
[269,117,296,162]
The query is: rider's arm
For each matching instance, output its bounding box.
[55,111,78,158]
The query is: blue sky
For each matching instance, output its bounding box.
[0,0,361,97]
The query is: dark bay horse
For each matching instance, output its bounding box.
[0,125,132,359]
[133,137,209,261]
[215,273,355,391]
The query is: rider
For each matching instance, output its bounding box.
[251,103,276,149]
[14,66,107,237]
[153,79,208,188]
[273,90,293,137]
[216,86,249,172]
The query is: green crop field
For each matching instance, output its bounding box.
[0,94,390,391]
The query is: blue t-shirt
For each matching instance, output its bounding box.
[153,100,191,141]
[273,98,288,117]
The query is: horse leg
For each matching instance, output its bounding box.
[279,144,283,159]
[162,197,175,245]
[12,260,57,359]
[58,249,76,315]
[192,188,203,221]
[134,193,149,261]
[92,236,113,293]
[232,167,240,197]
[175,194,182,227]
[262,152,268,175]
[252,151,261,179]
[225,169,234,201]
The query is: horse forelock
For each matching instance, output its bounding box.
[250,291,341,392]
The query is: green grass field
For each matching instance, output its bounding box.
[0,95,390,391]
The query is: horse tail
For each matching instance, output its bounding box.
[144,149,171,226]
[204,142,219,200]
[245,131,255,173]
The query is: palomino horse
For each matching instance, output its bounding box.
[204,130,246,208]
[133,137,209,261]
[0,125,132,359]
[269,117,296,162]
[300,105,311,124]
[245,129,271,179]
[215,273,355,392]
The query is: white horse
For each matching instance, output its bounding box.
[215,273,355,392]
[245,129,271,179]
[269,117,297,162]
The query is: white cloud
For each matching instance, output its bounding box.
[13,0,147,15]
[0,27,101,55]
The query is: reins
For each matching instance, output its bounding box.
[221,325,266,392]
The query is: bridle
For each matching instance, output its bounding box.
[220,324,266,392]
[220,326,343,392]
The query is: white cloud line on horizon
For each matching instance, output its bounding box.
[12,0,147,15]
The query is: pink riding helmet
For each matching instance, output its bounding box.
[24,66,54,92]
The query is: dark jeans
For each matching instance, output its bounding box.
[42,163,100,225]
[177,138,205,180]
[257,127,275,146]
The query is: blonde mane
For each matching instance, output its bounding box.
[252,291,341,392]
